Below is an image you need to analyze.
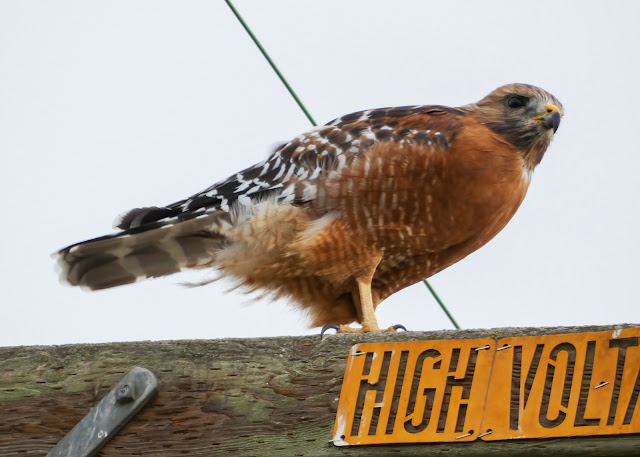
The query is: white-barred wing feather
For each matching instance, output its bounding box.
[57,104,453,290]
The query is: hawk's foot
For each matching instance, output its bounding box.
[388,324,407,332]
[320,323,407,336]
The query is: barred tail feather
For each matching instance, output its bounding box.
[56,213,229,290]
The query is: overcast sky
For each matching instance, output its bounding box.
[1,1,638,347]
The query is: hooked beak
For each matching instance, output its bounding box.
[532,104,561,133]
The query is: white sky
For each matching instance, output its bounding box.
[1,1,638,347]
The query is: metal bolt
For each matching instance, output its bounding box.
[116,383,135,404]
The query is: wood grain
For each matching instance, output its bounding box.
[1,325,639,456]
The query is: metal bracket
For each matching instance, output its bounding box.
[47,366,157,457]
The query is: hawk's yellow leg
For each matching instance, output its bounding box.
[332,251,400,333]
[336,278,381,332]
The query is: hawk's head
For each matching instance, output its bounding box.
[465,83,564,170]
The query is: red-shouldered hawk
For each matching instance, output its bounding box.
[56,83,563,332]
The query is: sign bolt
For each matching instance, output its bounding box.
[116,383,136,404]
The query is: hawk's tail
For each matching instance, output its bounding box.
[56,213,229,290]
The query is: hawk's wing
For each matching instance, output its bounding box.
[116,105,465,232]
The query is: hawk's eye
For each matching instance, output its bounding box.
[507,96,528,109]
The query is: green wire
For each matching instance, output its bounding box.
[224,0,317,127]
[224,0,460,330]
[423,280,460,329]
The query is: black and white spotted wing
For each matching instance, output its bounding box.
[115,104,462,232]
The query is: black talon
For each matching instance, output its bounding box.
[320,323,341,337]
[392,324,407,332]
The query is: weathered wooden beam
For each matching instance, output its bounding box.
[1,324,639,456]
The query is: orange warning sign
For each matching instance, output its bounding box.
[481,328,640,440]
[332,328,640,445]
[332,338,495,445]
